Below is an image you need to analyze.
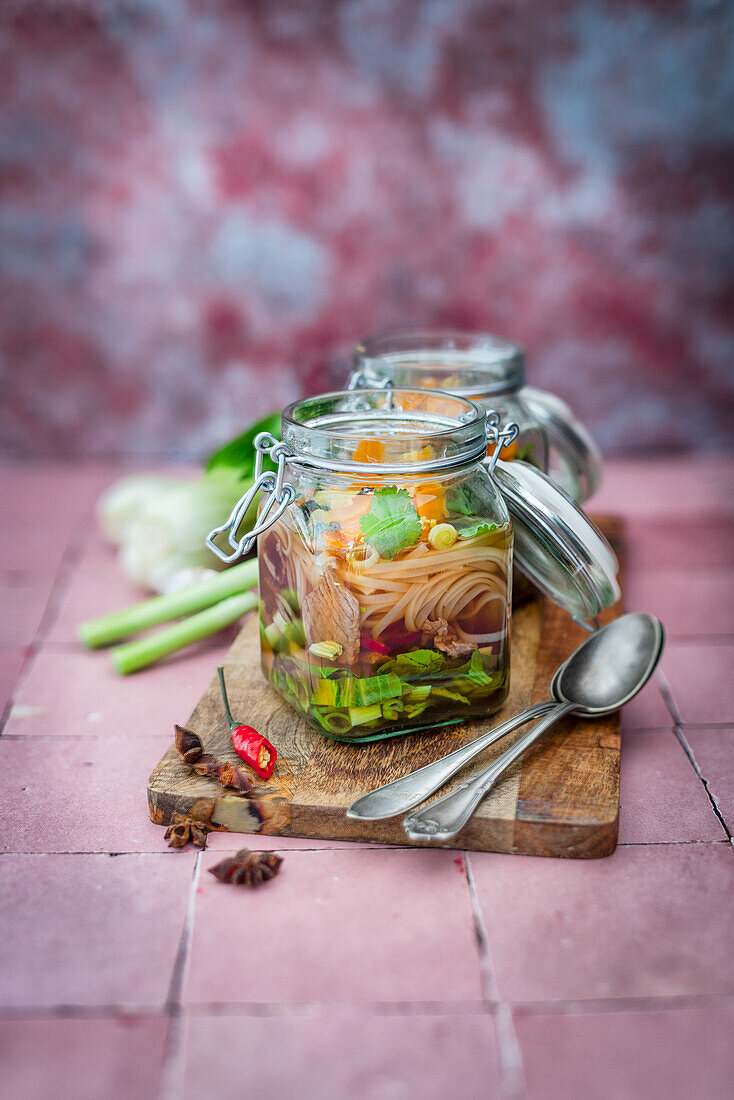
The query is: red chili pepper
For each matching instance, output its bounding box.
[218,666,278,781]
[231,725,276,780]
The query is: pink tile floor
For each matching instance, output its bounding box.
[0,459,732,1100]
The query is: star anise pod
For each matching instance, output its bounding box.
[174,724,253,793]
[208,848,283,887]
[164,818,214,850]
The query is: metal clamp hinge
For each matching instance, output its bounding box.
[206,432,295,563]
[485,412,519,473]
[348,369,394,391]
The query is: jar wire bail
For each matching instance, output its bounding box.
[205,432,295,563]
[485,411,519,474]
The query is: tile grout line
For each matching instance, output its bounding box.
[3,990,734,1023]
[465,853,526,1100]
[0,522,85,738]
[653,668,682,725]
[158,850,203,1100]
[1,838,731,859]
[672,725,733,842]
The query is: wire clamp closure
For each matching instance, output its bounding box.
[347,369,394,391]
[206,432,295,563]
[485,412,519,474]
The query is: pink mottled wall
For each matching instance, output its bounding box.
[1,0,733,460]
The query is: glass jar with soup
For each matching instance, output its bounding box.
[351,330,602,504]
[207,389,514,742]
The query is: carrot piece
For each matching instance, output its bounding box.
[353,439,385,463]
[413,483,446,522]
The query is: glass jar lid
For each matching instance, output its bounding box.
[493,459,620,623]
[522,387,603,503]
[206,389,496,564]
[353,331,525,397]
[282,388,489,474]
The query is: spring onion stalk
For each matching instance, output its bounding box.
[111,590,258,675]
[78,559,259,649]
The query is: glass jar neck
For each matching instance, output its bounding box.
[282,389,488,476]
[354,330,525,398]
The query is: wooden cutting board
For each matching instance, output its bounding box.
[148,516,623,859]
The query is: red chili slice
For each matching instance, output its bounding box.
[231,725,277,780]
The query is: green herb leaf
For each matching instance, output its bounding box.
[430,687,471,705]
[382,649,446,678]
[359,487,422,560]
[445,483,483,517]
[453,518,498,539]
[205,412,282,480]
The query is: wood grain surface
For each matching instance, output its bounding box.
[148,516,623,858]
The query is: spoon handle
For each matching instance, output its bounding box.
[346,701,557,821]
[402,702,576,843]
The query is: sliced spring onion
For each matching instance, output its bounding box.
[310,706,353,734]
[402,684,432,703]
[404,701,430,719]
[309,640,344,660]
[348,704,383,725]
[427,522,458,549]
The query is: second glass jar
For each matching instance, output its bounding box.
[351,330,601,504]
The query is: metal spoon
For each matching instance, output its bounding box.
[346,700,558,822]
[401,613,664,843]
[348,619,636,823]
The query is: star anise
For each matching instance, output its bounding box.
[164,817,214,849]
[174,724,253,793]
[208,848,283,887]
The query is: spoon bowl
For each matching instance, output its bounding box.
[551,612,665,715]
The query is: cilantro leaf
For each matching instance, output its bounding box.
[359,487,422,559]
[453,518,498,539]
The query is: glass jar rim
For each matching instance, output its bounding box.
[282,388,489,475]
[354,329,525,397]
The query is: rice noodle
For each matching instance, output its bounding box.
[261,517,510,642]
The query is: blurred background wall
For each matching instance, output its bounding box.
[1,0,732,461]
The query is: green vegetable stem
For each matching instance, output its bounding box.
[217,665,238,732]
[111,591,258,675]
[78,558,259,648]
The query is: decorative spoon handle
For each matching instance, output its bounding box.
[402,702,576,842]
[346,701,557,821]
